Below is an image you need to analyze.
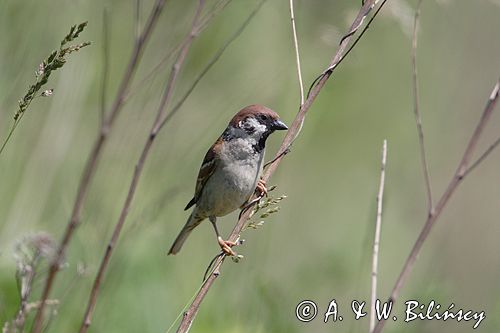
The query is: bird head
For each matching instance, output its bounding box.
[226,105,288,145]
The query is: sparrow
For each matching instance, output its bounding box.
[168,105,288,255]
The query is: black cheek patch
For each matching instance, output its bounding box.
[240,118,256,134]
[244,126,255,134]
[253,132,271,153]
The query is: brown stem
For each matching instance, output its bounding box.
[31,1,168,332]
[175,1,387,332]
[411,0,433,211]
[78,2,206,332]
[372,78,499,333]
[464,134,500,177]
[124,0,231,102]
[159,0,267,132]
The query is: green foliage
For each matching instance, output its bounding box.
[0,1,499,333]
[228,188,287,264]
[0,22,90,155]
[206,188,286,265]
[244,187,287,231]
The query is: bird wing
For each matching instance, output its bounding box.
[184,138,221,210]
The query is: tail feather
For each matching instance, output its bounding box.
[168,213,204,255]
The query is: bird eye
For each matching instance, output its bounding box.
[259,115,268,121]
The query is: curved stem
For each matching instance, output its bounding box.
[175,1,387,331]
[372,78,499,333]
[79,2,206,331]
[31,1,168,331]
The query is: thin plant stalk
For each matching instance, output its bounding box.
[411,0,433,211]
[160,0,267,132]
[32,1,168,331]
[289,0,304,106]
[100,7,110,124]
[372,78,500,333]
[369,140,387,333]
[79,1,207,331]
[175,1,388,331]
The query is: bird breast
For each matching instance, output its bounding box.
[200,138,264,217]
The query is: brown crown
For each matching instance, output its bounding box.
[228,104,280,126]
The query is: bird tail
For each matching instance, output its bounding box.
[168,212,205,255]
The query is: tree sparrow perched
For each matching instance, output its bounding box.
[168,105,287,255]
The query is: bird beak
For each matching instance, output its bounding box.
[272,119,288,131]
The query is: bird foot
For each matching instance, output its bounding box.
[218,236,237,256]
[256,178,268,197]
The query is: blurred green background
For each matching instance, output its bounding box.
[1,0,499,332]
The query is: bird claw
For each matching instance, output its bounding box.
[256,178,268,197]
[218,236,237,256]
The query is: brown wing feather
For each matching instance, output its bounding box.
[184,138,221,210]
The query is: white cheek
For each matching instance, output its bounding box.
[245,118,267,137]
[253,123,267,136]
